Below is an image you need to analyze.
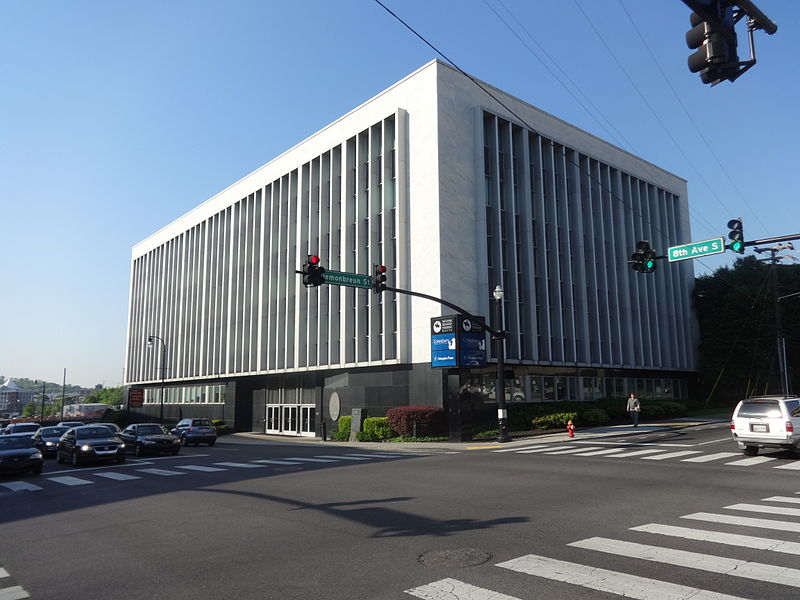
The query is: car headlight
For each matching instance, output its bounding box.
[80,445,92,452]
[30,452,43,460]
[172,438,180,444]
[119,443,125,449]
[45,441,56,447]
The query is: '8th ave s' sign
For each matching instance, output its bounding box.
[667,237,725,262]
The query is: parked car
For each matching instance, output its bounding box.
[170,418,217,446]
[731,395,800,456]
[3,422,41,436]
[31,426,70,457]
[95,423,121,435]
[118,423,181,457]
[56,425,126,466]
[0,433,43,476]
[57,421,85,428]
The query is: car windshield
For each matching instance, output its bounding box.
[0,436,34,450]
[41,426,69,436]
[138,425,164,435]
[737,400,782,418]
[76,427,115,440]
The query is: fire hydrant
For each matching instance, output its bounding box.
[567,420,575,438]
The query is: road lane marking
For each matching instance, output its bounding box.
[213,462,265,468]
[0,481,42,492]
[762,496,800,504]
[631,523,800,555]
[641,451,702,460]
[698,438,734,445]
[136,468,186,476]
[94,472,141,481]
[344,453,407,459]
[681,452,739,462]
[405,577,521,600]
[46,476,93,486]
[515,446,561,454]
[725,503,800,517]
[497,553,748,600]
[569,536,800,587]
[492,445,547,453]
[573,448,627,456]
[774,461,800,470]
[683,511,800,533]
[609,449,665,458]
[724,457,776,466]
[543,447,602,455]
[251,459,303,465]
[0,585,30,600]
[315,455,371,461]
[176,465,227,472]
[283,457,337,463]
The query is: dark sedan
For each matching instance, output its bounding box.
[0,433,43,476]
[32,426,70,457]
[3,422,41,435]
[118,424,181,457]
[56,426,126,466]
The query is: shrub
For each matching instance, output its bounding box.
[576,407,609,427]
[642,404,666,419]
[472,428,499,440]
[387,405,445,438]
[532,412,577,430]
[357,417,395,442]
[212,419,231,436]
[331,415,352,441]
[658,401,687,417]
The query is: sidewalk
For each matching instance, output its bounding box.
[228,415,730,452]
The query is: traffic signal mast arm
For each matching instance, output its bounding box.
[744,233,800,248]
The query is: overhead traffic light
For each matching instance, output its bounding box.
[372,264,387,293]
[630,240,657,273]
[727,218,745,253]
[685,4,739,85]
[302,254,325,287]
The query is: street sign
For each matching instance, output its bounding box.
[323,270,373,289]
[431,315,487,368]
[667,237,725,262]
[129,388,144,407]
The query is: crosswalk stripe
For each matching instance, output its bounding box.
[724,456,776,466]
[251,459,303,465]
[725,503,800,517]
[641,451,702,461]
[774,461,800,470]
[405,577,521,600]
[492,444,547,453]
[316,455,371,461]
[609,449,665,458]
[46,475,93,486]
[683,511,800,533]
[681,452,739,463]
[762,496,800,504]
[136,468,185,476]
[631,523,800,555]
[344,453,405,459]
[573,448,626,456]
[497,553,748,600]
[569,536,800,587]
[0,481,42,492]
[543,447,602,455]
[213,462,264,469]
[0,585,30,600]
[284,457,337,463]
[516,446,561,454]
[177,465,227,472]
[94,472,140,481]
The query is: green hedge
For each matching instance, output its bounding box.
[532,412,577,430]
[356,417,395,441]
[212,419,231,436]
[331,415,352,441]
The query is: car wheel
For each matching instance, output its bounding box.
[135,444,144,457]
[182,435,190,446]
[71,451,81,466]
[743,445,759,456]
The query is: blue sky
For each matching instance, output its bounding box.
[1,0,797,388]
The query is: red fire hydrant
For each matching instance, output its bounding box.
[567,420,575,438]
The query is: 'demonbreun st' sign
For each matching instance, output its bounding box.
[430,315,487,368]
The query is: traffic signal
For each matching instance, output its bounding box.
[372,264,387,293]
[685,4,738,85]
[630,240,657,273]
[302,255,325,287]
[727,218,745,253]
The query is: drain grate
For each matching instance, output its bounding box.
[417,548,493,568]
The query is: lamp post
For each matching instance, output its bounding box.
[493,285,511,443]
[147,335,167,424]
[34,380,46,421]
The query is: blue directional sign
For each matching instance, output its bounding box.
[431,315,486,368]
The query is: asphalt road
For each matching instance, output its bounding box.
[2,423,799,600]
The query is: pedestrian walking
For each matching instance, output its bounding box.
[626,393,641,427]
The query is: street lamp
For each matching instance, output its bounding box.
[147,335,167,424]
[34,380,46,421]
[493,285,511,443]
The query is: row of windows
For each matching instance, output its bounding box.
[142,384,226,405]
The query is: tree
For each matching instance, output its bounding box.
[84,387,123,406]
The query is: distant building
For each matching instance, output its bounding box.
[0,379,36,416]
[125,60,697,436]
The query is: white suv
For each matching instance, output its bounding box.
[731,395,800,456]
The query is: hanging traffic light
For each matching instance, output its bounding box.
[630,240,657,273]
[372,264,387,293]
[302,255,325,287]
[685,4,738,85]
[727,218,745,253]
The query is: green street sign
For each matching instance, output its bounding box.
[667,237,725,262]
[323,270,373,289]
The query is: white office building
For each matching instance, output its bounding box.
[124,60,696,437]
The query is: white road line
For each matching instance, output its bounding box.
[315,455,371,461]
[176,465,227,472]
[681,452,739,463]
[724,456,776,466]
[492,445,547,453]
[725,503,800,517]
[569,536,800,588]
[543,447,602,455]
[698,438,734,446]
[573,448,627,456]
[0,481,42,492]
[0,569,7,578]
[609,449,666,458]
[136,468,186,476]
[0,585,30,600]
[683,511,800,533]
[344,453,405,459]
[762,496,800,504]
[774,461,800,470]
[516,446,561,454]
[579,441,694,448]
[283,457,337,463]
[641,451,702,461]
[631,523,800,555]
[46,476,93,486]
[251,459,303,465]
[405,577,521,600]
[212,462,264,469]
[94,472,140,481]
[496,553,748,600]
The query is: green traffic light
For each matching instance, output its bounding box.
[645,259,654,270]
[731,241,742,252]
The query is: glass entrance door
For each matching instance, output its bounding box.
[265,403,316,436]
[300,405,314,437]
